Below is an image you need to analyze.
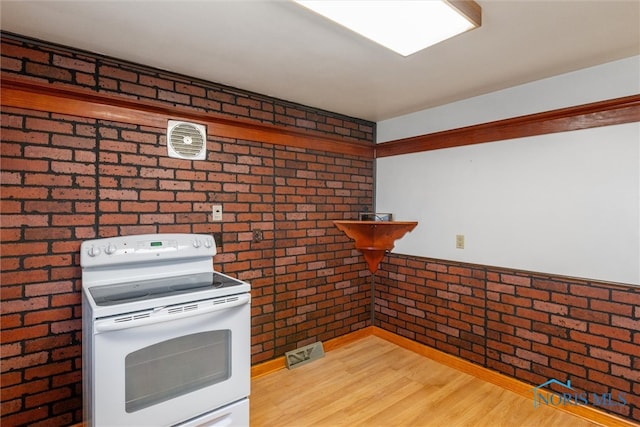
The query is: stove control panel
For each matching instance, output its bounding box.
[80,233,216,267]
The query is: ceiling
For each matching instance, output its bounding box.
[1,1,639,122]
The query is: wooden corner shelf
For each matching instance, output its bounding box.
[333,220,418,273]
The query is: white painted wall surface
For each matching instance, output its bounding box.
[375,56,640,285]
[377,56,640,143]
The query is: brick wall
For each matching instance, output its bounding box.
[4,31,637,427]
[1,34,374,426]
[376,254,640,423]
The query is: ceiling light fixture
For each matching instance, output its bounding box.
[294,0,481,56]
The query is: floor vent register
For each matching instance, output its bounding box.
[285,341,325,369]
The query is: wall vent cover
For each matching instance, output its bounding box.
[167,120,206,160]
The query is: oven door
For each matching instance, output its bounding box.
[89,294,250,427]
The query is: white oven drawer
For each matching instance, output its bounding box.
[85,294,250,427]
[177,398,249,427]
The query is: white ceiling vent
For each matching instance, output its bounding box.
[167,120,207,160]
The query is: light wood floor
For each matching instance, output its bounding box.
[250,335,600,427]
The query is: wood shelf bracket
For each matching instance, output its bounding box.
[333,221,418,273]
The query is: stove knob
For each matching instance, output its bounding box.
[204,239,212,248]
[88,246,101,257]
[193,239,202,248]
[105,244,117,255]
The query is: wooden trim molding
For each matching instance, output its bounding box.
[372,327,639,427]
[448,0,482,27]
[252,327,638,427]
[376,94,640,158]
[0,74,374,158]
[72,326,635,427]
[250,326,374,379]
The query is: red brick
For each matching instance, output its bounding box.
[24,308,73,325]
[570,307,610,324]
[516,287,549,301]
[550,336,586,354]
[159,89,190,104]
[588,369,631,393]
[51,55,94,72]
[590,324,631,341]
[502,294,532,307]
[570,353,608,372]
[502,354,530,370]
[24,335,73,353]
[550,357,586,376]
[610,339,640,356]
[570,284,610,299]
[611,289,640,305]
[51,188,96,200]
[24,387,71,408]
[24,254,72,269]
[1,296,49,314]
[590,347,631,367]
[502,314,531,329]
[530,342,569,361]
[569,330,609,348]
[1,43,50,62]
[0,351,49,372]
[551,315,587,331]
[516,328,549,344]
[25,117,73,133]
[2,157,50,172]
[501,274,531,287]
[516,307,549,322]
[551,293,588,308]
[52,214,96,226]
[25,63,72,80]
[0,269,49,286]
[1,55,23,71]
[591,300,633,316]
[611,365,640,382]
[1,256,20,271]
[487,281,515,295]
[99,64,137,82]
[533,300,568,315]
[24,173,72,186]
[515,348,548,365]
[120,81,157,98]
[611,315,640,330]
[532,278,568,292]
[51,161,95,174]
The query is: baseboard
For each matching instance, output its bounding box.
[252,326,638,427]
[250,326,374,379]
[370,327,639,427]
[73,326,636,427]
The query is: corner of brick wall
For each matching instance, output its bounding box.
[376,254,640,423]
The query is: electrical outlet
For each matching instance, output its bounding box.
[456,234,465,249]
[212,205,222,221]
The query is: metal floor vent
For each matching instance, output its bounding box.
[285,341,325,369]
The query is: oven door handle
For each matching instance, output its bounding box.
[94,293,250,332]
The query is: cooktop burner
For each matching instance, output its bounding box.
[88,272,244,306]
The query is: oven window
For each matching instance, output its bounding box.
[125,330,231,413]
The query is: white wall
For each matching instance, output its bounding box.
[376,56,640,285]
[377,56,640,142]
